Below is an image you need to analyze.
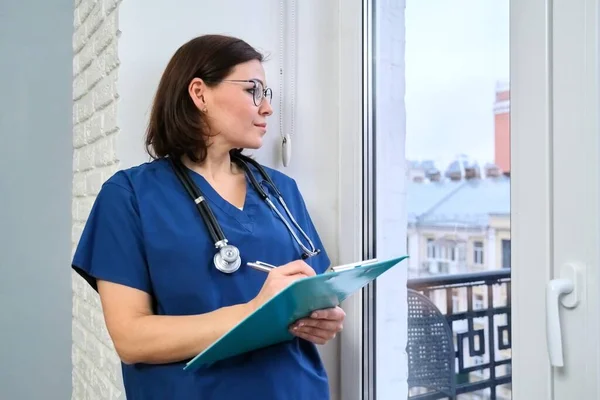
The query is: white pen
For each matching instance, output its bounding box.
[247,260,277,273]
[327,258,378,273]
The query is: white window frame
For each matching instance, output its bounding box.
[339,0,408,399]
[338,0,369,399]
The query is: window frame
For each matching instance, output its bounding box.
[338,0,370,399]
[339,0,408,399]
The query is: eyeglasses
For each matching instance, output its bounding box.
[220,79,273,107]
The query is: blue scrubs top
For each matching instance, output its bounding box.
[72,157,332,400]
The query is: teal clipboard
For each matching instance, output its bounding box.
[184,255,408,371]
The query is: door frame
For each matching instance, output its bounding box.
[511,0,600,398]
[510,0,553,396]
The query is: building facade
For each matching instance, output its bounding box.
[406,169,511,399]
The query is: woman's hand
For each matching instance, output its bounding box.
[248,260,316,311]
[289,306,346,345]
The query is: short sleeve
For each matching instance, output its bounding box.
[72,179,152,294]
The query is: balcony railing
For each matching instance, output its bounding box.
[407,269,512,400]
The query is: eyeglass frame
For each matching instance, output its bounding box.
[219,79,273,107]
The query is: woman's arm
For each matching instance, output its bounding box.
[98,260,316,365]
[98,280,252,365]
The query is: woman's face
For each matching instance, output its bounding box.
[190,60,273,151]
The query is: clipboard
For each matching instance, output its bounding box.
[184,255,408,371]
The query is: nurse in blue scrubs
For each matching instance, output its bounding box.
[72,34,344,400]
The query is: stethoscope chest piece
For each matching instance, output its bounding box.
[214,243,241,273]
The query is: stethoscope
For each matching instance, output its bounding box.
[169,152,320,274]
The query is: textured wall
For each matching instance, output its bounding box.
[71,0,123,399]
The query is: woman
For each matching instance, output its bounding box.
[72,34,344,399]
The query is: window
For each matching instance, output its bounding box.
[474,241,484,265]
[426,238,436,258]
[502,239,511,269]
[398,0,511,397]
[340,0,511,398]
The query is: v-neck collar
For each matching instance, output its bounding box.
[186,167,259,233]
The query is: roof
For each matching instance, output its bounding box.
[407,176,510,228]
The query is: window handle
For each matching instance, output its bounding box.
[546,263,582,367]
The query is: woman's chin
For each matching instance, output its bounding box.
[240,138,264,150]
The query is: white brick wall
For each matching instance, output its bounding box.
[72,0,123,399]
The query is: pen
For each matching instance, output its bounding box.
[327,258,378,273]
[247,261,277,273]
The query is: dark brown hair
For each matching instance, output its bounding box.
[145,34,264,162]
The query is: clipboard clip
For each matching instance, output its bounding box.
[327,258,378,273]
[248,258,379,274]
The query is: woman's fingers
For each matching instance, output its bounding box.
[275,260,316,277]
[310,307,346,321]
[292,331,330,345]
[291,319,342,334]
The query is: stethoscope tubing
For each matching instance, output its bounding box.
[170,157,226,244]
[232,153,318,256]
[169,153,319,258]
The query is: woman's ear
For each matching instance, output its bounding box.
[188,78,208,112]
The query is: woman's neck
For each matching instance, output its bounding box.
[183,149,238,180]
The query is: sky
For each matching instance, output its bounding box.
[404,0,510,171]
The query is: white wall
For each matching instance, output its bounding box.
[72,0,342,399]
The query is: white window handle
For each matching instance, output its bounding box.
[546,263,581,367]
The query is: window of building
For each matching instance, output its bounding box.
[502,239,511,269]
[427,238,436,259]
[474,241,484,264]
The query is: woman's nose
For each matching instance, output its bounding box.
[260,100,273,116]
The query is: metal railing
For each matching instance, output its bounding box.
[408,270,512,400]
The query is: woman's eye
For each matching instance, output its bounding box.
[246,89,256,94]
